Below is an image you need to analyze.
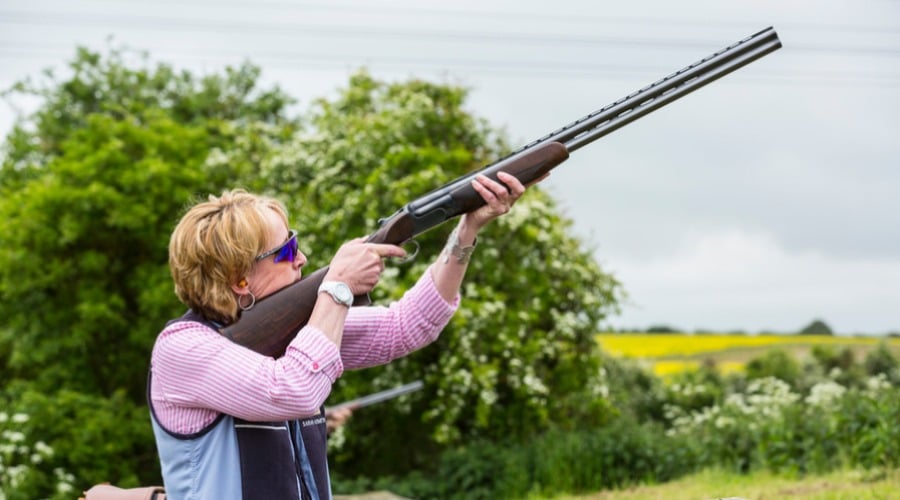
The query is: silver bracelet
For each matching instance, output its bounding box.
[442,226,477,265]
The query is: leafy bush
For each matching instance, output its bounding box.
[0,386,155,499]
[335,418,699,499]
[599,354,669,423]
[745,350,802,388]
[833,377,900,469]
[665,363,726,414]
[863,341,899,382]
[335,352,900,498]
[664,367,899,476]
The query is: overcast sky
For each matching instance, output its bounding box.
[2,0,898,334]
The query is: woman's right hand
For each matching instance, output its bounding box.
[325,238,406,295]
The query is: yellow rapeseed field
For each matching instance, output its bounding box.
[595,333,900,377]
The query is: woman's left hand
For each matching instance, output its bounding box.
[463,171,529,232]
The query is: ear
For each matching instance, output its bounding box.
[231,278,249,295]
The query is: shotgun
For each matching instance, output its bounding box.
[221,27,782,356]
[325,380,425,415]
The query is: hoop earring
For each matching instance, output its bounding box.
[238,291,256,311]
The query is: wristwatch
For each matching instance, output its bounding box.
[318,281,353,307]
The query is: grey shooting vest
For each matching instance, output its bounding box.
[148,310,332,500]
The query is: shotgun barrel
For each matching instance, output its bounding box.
[536,26,781,152]
[376,27,782,243]
[325,380,425,414]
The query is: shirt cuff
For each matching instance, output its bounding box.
[287,325,344,382]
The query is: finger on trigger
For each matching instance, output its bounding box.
[371,243,406,259]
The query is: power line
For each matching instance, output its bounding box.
[2,43,899,88]
[2,10,900,58]
[77,0,900,36]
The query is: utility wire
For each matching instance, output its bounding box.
[2,43,898,88]
[2,10,899,57]
[73,0,900,36]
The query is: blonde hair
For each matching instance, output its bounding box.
[169,189,289,324]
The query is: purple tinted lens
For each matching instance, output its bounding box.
[273,235,298,263]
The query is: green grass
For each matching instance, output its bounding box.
[556,468,900,499]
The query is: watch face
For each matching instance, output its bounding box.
[336,285,352,302]
[321,281,353,306]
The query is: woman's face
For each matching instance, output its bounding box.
[243,208,307,299]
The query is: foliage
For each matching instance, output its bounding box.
[598,354,668,423]
[744,349,801,387]
[664,363,726,415]
[864,341,899,383]
[799,318,833,335]
[806,344,868,389]
[646,324,680,333]
[0,45,296,398]
[334,419,698,499]
[663,366,900,476]
[331,348,900,498]
[0,385,152,499]
[0,409,76,500]
[843,380,900,469]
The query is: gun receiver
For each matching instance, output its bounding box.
[220,27,782,356]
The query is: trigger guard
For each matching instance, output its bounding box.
[392,240,419,265]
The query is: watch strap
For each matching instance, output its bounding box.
[318,280,353,307]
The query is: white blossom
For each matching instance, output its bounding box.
[866,373,892,394]
[1,431,25,443]
[805,381,846,408]
[34,441,53,456]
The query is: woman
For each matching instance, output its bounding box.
[149,172,529,499]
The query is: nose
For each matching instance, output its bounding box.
[294,251,308,269]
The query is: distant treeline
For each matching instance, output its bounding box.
[612,319,900,337]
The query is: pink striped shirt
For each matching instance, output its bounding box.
[150,266,458,434]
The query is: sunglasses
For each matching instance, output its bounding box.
[256,230,299,263]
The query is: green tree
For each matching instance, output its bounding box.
[799,318,833,335]
[646,324,680,333]
[0,46,295,397]
[0,46,296,493]
[264,72,624,475]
